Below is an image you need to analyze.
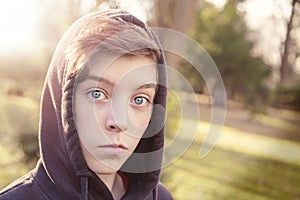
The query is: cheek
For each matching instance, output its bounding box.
[128,107,152,129]
[75,95,107,145]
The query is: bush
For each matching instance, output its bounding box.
[272,84,300,111]
[0,95,40,167]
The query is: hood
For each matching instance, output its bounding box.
[38,10,167,200]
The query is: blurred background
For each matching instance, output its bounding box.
[0,0,300,199]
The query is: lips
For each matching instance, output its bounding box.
[99,144,127,149]
[97,144,128,155]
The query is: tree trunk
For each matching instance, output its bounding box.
[279,0,298,84]
[153,0,199,69]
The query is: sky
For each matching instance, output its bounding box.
[0,0,37,48]
[98,0,154,22]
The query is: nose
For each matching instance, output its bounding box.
[104,101,128,133]
[105,117,127,132]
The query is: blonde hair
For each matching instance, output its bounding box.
[65,10,160,75]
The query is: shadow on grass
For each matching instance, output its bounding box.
[162,141,300,200]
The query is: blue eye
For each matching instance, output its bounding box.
[133,97,149,106]
[87,89,106,100]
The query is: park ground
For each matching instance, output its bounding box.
[162,100,300,200]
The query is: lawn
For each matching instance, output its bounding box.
[162,143,300,200]
[161,103,300,200]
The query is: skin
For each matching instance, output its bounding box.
[75,55,157,199]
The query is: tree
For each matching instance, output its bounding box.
[280,0,300,84]
[182,0,270,107]
[150,0,200,69]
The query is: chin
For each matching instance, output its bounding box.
[87,157,124,174]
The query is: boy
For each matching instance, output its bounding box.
[0,10,172,200]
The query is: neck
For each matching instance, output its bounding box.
[97,173,116,191]
[97,173,126,200]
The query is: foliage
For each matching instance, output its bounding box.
[272,83,300,111]
[0,90,40,188]
[165,91,182,138]
[0,144,30,189]
[0,93,40,167]
[182,0,271,111]
[178,62,206,94]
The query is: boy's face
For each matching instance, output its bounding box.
[75,55,157,174]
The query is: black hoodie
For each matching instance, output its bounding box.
[0,10,172,200]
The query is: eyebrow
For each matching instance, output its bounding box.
[81,75,156,90]
[136,83,157,90]
[82,75,115,88]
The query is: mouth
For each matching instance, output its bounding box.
[97,144,128,155]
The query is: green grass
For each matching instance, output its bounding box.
[161,141,300,200]
[161,103,300,199]
[198,121,300,166]
[255,113,300,134]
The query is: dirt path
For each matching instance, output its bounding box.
[197,104,300,142]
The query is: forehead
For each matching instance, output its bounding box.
[86,54,157,86]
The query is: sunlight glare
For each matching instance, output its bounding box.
[0,0,36,48]
[117,0,154,22]
[98,0,154,22]
[206,0,227,9]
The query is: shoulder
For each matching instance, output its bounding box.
[157,182,173,200]
[0,172,44,200]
